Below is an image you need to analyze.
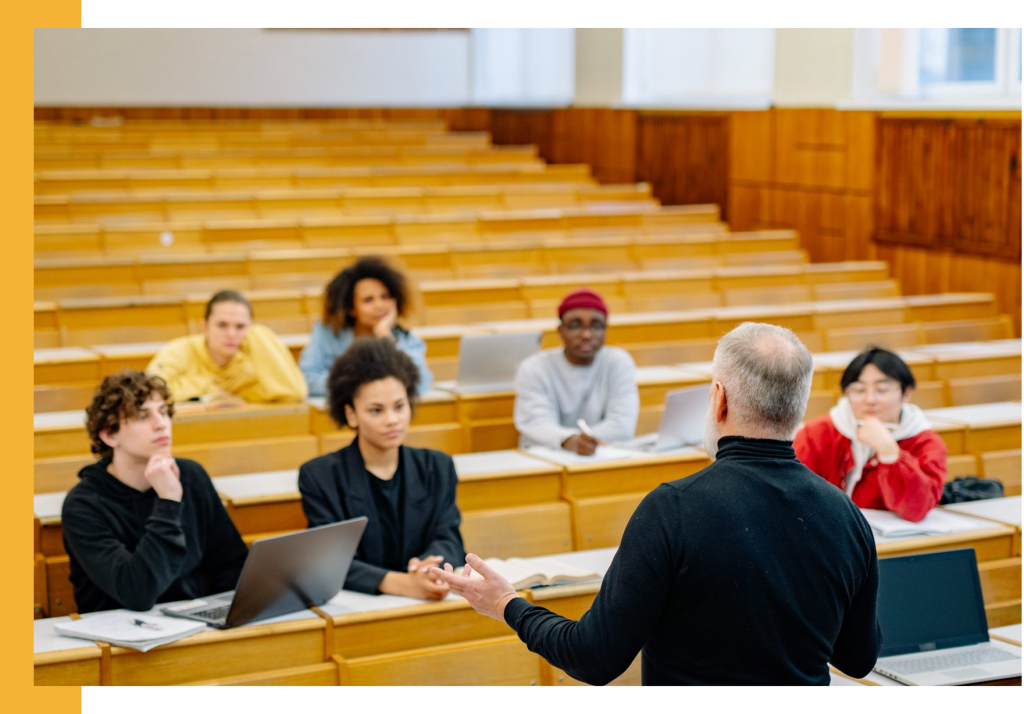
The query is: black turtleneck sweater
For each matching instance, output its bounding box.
[61,458,249,613]
[503,436,882,685]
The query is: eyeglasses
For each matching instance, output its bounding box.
[846,381,899,400]
[561,320,606,336]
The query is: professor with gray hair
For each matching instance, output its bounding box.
[433,322,882,685]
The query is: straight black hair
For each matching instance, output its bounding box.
[840,346,917,394]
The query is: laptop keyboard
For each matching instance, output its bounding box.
[882,647,1017,675]
[191,605,231,623]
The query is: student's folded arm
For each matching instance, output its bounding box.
[416,459,466,566]
[146,348,210,403]
[247,325,308,403]
[199,476,250,594]
[830,551,882,678]
[513,364,576,449]
[876,433,947,523]
[62,497,189,612]
[503,488,677,685]
[299,464,388,595]
[590,353,639,444]
[297,325,334,398]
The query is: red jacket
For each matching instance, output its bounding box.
[793,415,947,522]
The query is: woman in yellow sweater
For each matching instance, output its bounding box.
[147,290,307,405]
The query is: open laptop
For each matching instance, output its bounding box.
[618,383,711,453]
[161,516,367,629]
[872,548,1022,685]
[452,331,543,393]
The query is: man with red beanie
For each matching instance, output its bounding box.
[513,287,639,455]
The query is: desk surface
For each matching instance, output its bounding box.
[943,496,1022,527]
[870,507,1015,549]
[453,449,559,478]
[33,491,66,520]
[924,402,1022,426]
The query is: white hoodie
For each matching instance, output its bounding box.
[827,397,932,497]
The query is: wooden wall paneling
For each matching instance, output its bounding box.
[729,111,773,183]
[635,112,728,215]
[550,109,638,183]
[876,117,1021,260]
[488,109,555,161]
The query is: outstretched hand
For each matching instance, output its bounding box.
[431,553,520,621]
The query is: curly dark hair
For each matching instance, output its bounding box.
[322,256,409,334]
[85,370,175,460]
[327,337,420,429]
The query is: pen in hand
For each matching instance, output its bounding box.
[576,419,596,438]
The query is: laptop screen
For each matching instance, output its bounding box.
[876,549,990,657]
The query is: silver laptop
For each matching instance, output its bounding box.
[161,516,367,629]
[872,549,1021,685]
[453,331,543,393]
[619,383,711,453]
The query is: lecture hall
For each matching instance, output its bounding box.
[31,26,1022,688]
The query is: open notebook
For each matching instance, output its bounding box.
[54,611,205,652]
[465,557,600,589]
[861,508,966,538]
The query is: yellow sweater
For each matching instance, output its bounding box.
[147,324,307,404]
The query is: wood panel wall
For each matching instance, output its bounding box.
[636,112,729,211]
[876,117,1021,260]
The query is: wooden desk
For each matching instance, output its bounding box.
[925,402,1022,455]
[33,617,104,685]
[543,449,711,549]
[454,450,569,558]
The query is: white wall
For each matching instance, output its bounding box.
[470,29,574,106]
[622,29,775,106]
[34,29,471,106]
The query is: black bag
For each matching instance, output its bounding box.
[939,476,1005,504]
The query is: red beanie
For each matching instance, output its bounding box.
[558,288,608,318]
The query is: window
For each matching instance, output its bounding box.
[850,28,1022,107]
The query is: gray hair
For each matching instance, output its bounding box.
[711,322,813,440]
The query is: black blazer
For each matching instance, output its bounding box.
[298,438,466,594]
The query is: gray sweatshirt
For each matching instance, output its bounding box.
[513,346,640,449]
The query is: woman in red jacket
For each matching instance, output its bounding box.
[793,347,946,522]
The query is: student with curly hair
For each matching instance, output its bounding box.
[298,337,463,600]
[298,256,432,397]
[147,290,306,406]
[61,370,248,613]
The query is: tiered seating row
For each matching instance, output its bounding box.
[34,144,543,171]
[34,230,798,300]
[34,204,721,256]
[34,182,656,224]
[33,164,595,195]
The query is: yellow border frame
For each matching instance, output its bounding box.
[12,1,81,711]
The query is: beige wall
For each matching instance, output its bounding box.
[773,29,854,106]
[574,29,624,106]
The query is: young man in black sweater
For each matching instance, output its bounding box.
[435,322,882,685]
[61,370,249,613]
